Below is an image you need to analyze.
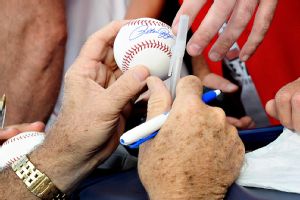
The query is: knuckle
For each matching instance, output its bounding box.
[211,107,226,120]
[291,93,300,108]
[178,75,202,91]
[196,29,213,45]
[216,35,235,53]
[275,89,292,105]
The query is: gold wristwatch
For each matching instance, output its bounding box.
[11,155,67,200]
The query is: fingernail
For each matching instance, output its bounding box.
[188,43,202,56]
[226,83,238,91]
[132,67,149,81]
[209,52,221,61]
[241,55,249,62]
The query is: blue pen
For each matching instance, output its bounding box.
[120,89,221,148]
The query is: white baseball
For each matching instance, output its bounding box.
[114,18,175,80]
[0,131,45,170]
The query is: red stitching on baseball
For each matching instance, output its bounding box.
[126,19,170,28]
[3,132,42,146]
[5,155,23,167]
[121,39,172,72]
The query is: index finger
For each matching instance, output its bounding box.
[172,0,207,33]
[187,0,236,56]
[78,20,128,62]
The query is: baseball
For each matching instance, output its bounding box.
[114,18,175,80]
[0,131,45,170]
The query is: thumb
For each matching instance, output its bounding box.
[146,77,172,120]
[265,99,278,119]
[7,121,45,133]
[107,66,149,112]
[175,75,203,102]
[0,128,20,144]
[203,73,238,93]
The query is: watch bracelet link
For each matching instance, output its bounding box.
[11,155,67,200]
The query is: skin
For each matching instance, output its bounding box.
[0,20,150,199]
[173,0,278,62]
[0,0,66,125]
[0,122,45,145]
[139,76,245,200]
[266,78,300,132]
[0,20,245,199]
[191,55,255,129]
[125,0,165,19]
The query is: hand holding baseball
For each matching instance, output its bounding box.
[29,20,150,193]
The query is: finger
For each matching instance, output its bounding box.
[291,92,300,132]
[226,116,243,128]
[187,0,236,56]
[107,66,150,112]
[209,0,258,60]
[172,0,207,33]
[274,89,293,129]
[6,121,45,133]
[239,0,278,61]
[0,128,20,142]
[175,76,203,102]
[78,20,128,62]
[265,99,278,119]
[202,73,238,92]
[239,116,256,129]
[146,77,172,120]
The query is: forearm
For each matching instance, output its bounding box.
[0,169,38,199]
[125,0,165,19]
[0,0,67,125]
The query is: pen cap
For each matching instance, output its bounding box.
[169,15,189,98]
[174,15,189,57]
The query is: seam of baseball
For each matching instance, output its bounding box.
[122,39,172,72]
[3,132,41,146]
[5,155,24,167]
[126,19,170,28]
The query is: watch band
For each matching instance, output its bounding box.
[11,155,67,200]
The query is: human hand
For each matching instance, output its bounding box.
[173,0,278,61]
[138,76,245,200]
[30,21,150,193]
[0,122,45,145]
[266,78,300,132]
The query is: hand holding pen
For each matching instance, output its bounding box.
[120,87,221,148]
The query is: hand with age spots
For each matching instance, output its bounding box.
[138,76,245,200]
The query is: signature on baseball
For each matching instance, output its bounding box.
[129,25,174,41]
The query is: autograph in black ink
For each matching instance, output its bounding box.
[129,25,174,41]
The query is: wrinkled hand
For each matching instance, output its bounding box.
[266,78,300,132]
[0,122,45,145]
[30,21,150,193]
[173,0,278,61]
[139,76,245,200]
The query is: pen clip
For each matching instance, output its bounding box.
[127,130,159,149]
